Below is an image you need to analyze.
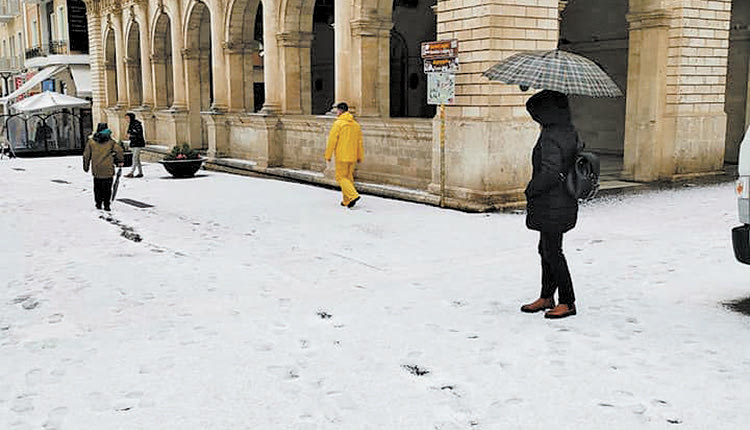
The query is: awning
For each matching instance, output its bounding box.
[70,65,91,98]
[0,65,67,103]
[11,91,91,114]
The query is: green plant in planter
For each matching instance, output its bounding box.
[165,143,201,160]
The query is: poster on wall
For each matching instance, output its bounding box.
[427,73,455,105]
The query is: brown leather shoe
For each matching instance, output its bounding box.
[544,304,577,319]
[520,297,555,313]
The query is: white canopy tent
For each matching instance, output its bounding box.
[10,91,91,114]
[0,65,66,104]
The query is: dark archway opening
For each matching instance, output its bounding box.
[390,0,436,118]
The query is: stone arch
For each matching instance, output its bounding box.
[559,0,629,173]
[277,0,316,114]
[184,0,213,148]
[225,0,265,112]
[311,0,334,114]
[125,20,143,107]
[103,26,118,107]
[390,0,436,118]
[151,11,174,109]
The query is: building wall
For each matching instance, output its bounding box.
[83,0,738,209]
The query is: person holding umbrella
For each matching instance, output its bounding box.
[483,49,623,319]
[520,90,580,319]
[83,123,124,211]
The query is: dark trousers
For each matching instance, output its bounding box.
[539,231,575,306]
[93,177,113,208]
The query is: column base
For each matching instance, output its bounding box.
[152,109,189,148]
[103,107,126,142]
[203,112,229,158]
[429,114,538,206]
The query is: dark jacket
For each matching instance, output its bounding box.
[83,130,124,178]
[524,90,579,233]
[127,118,145,148]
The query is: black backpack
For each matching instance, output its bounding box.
[563,136,600,201]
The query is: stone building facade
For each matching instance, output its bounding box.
[83,0,744,209]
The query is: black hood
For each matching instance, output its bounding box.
[526,90,572,127]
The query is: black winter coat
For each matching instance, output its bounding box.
[127,119,145,148]
[524,90,579,233]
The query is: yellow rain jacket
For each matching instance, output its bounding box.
[325,112,364,163]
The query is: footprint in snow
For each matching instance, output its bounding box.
[402,364,430,376]
[43,406,69,430]
[11,395,34,413]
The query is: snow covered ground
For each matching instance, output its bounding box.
[1,156,749,430]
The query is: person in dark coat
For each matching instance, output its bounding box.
[124,112,145,178]
[520,90,581,319]
[83,123,124,211]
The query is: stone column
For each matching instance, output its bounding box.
[624,1,731,180]
[261,0,281,114]
[135,3,153,108]
[151,54,168,108]
[169,4,187,110]
[83,1,105,124]
[350,17,391,117]
[277,32,313,114]
[210,11,229,111]
[623,9,672,181]
[225,42,247,112]
[334,0,352,108]
[112,10,128,109]
[124,56,140,107]
[183,48,203,149]
[426,0,558,207]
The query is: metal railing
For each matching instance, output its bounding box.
[25,41,69,59]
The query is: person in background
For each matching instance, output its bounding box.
[83,123,124,211]
[324,102,364,208]
[124,112,145,178]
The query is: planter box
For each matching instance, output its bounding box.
[158,157,206,178]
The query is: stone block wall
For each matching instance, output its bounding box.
[433,0,559,204]
[279,116,434,190]
[667,0,731,174]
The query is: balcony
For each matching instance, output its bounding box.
[0,0,20,22]
[25,42,69,60]
[0,56,23,71]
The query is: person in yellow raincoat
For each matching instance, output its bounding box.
[325,102,364,208]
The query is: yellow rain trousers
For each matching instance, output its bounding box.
[335,161,359,206]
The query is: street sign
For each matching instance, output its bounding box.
[424,57,459,74]
[427,73,455,105]
[421,39,458,60]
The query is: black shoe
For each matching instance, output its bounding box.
[347,197,360,208]
[103,206,111,212]
[96,203,102,210]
